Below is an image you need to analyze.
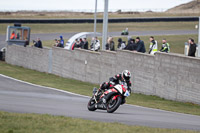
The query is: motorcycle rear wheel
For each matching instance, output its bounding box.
[87,97,97,111]
[107,96,122,113]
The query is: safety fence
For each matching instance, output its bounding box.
[0,17,198,23]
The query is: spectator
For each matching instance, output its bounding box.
[83,38,89,50]
[57,40,62,47]
[117,38,126,50]
[73,39,80,49]
[135,37,146,53]
[24,38,29,47]
[79,38,85,49]
[125,38,135,51]
[53,39,59,47]
[127,36,132,46]
[106,37,115,51]
[34,38,43,48]
[60,36,64,48]
[10,31,16,39]
[188,38,197,57]
[148,36,158,55]
[16,32,20,39]
[160,38,170,53]
[91,37,100,51]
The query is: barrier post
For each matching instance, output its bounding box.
[94,0,97,37]
[198,17,200,57]
[102,0,109,50]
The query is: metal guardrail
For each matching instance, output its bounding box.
[0,17,198,23]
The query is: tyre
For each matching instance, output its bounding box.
[107,96,122,113]
[87,97,97,111]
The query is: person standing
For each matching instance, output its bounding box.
[91,37,100,51]
[34,38,43,48]
[160,38,170,53]
[188,38,197,57]
[117,38,126,50]
[125,38,135,51]
[106,37,115,51]
[135,37,146,53]
[83,38,89,50]
[60,35,64,48]
[148,36,158,55]
[10,31,16,39]
[79,38,85,49]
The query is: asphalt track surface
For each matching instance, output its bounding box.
[0,74,200,131]
[0,30,198,50]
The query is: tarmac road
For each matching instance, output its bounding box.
[0,74,200,130]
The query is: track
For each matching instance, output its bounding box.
[0,74,200,130]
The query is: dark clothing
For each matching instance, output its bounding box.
[106,41,115,51]
[60,39,64,48]
[188,43,196,57]
[24,40,29,47]
[136,40,146,53]
[100,74,132,92]
[117,42,122,49]
[84,41,89,50]
[34,40,43,48]
[79,41,85,49]
[125,42,137,51]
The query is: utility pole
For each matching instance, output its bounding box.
[94,0,97,37]
[198,17,200,57]
[102,0,109,50]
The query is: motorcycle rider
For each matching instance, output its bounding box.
[96,70,132,108]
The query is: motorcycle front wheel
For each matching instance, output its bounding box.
[107,96,122,113]
[87,97,97,111]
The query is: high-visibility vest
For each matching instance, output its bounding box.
[149,40,158,55]
[161,43,170,53]
[10,33,15,39]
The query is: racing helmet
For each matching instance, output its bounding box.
[122,70,131,81]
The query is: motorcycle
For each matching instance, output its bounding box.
[87,83,131,113]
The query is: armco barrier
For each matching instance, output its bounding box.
[6,45,200,104]
[0,17,198,23]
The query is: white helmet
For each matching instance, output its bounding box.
[122,70,131,81]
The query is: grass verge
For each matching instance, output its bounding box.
[0,12,200,19]
[1,111,199,133]
[0,21,198,35]
[0,61,200,116]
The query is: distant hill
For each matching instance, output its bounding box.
[166,0,200,13]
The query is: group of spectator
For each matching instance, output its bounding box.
[31,34,197,58]
[73,38,89,50]
[108,36,147,53]
[73,37,100,51]
[106,36,171,54]
[53,36,65,48]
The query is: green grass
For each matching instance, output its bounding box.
[0,61,200,116]
[0,21,198,35]
[1,111,199,133]
[0,12,200,19]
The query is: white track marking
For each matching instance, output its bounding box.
[0,74,90,98]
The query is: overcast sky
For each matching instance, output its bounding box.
[0,0,194,12]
